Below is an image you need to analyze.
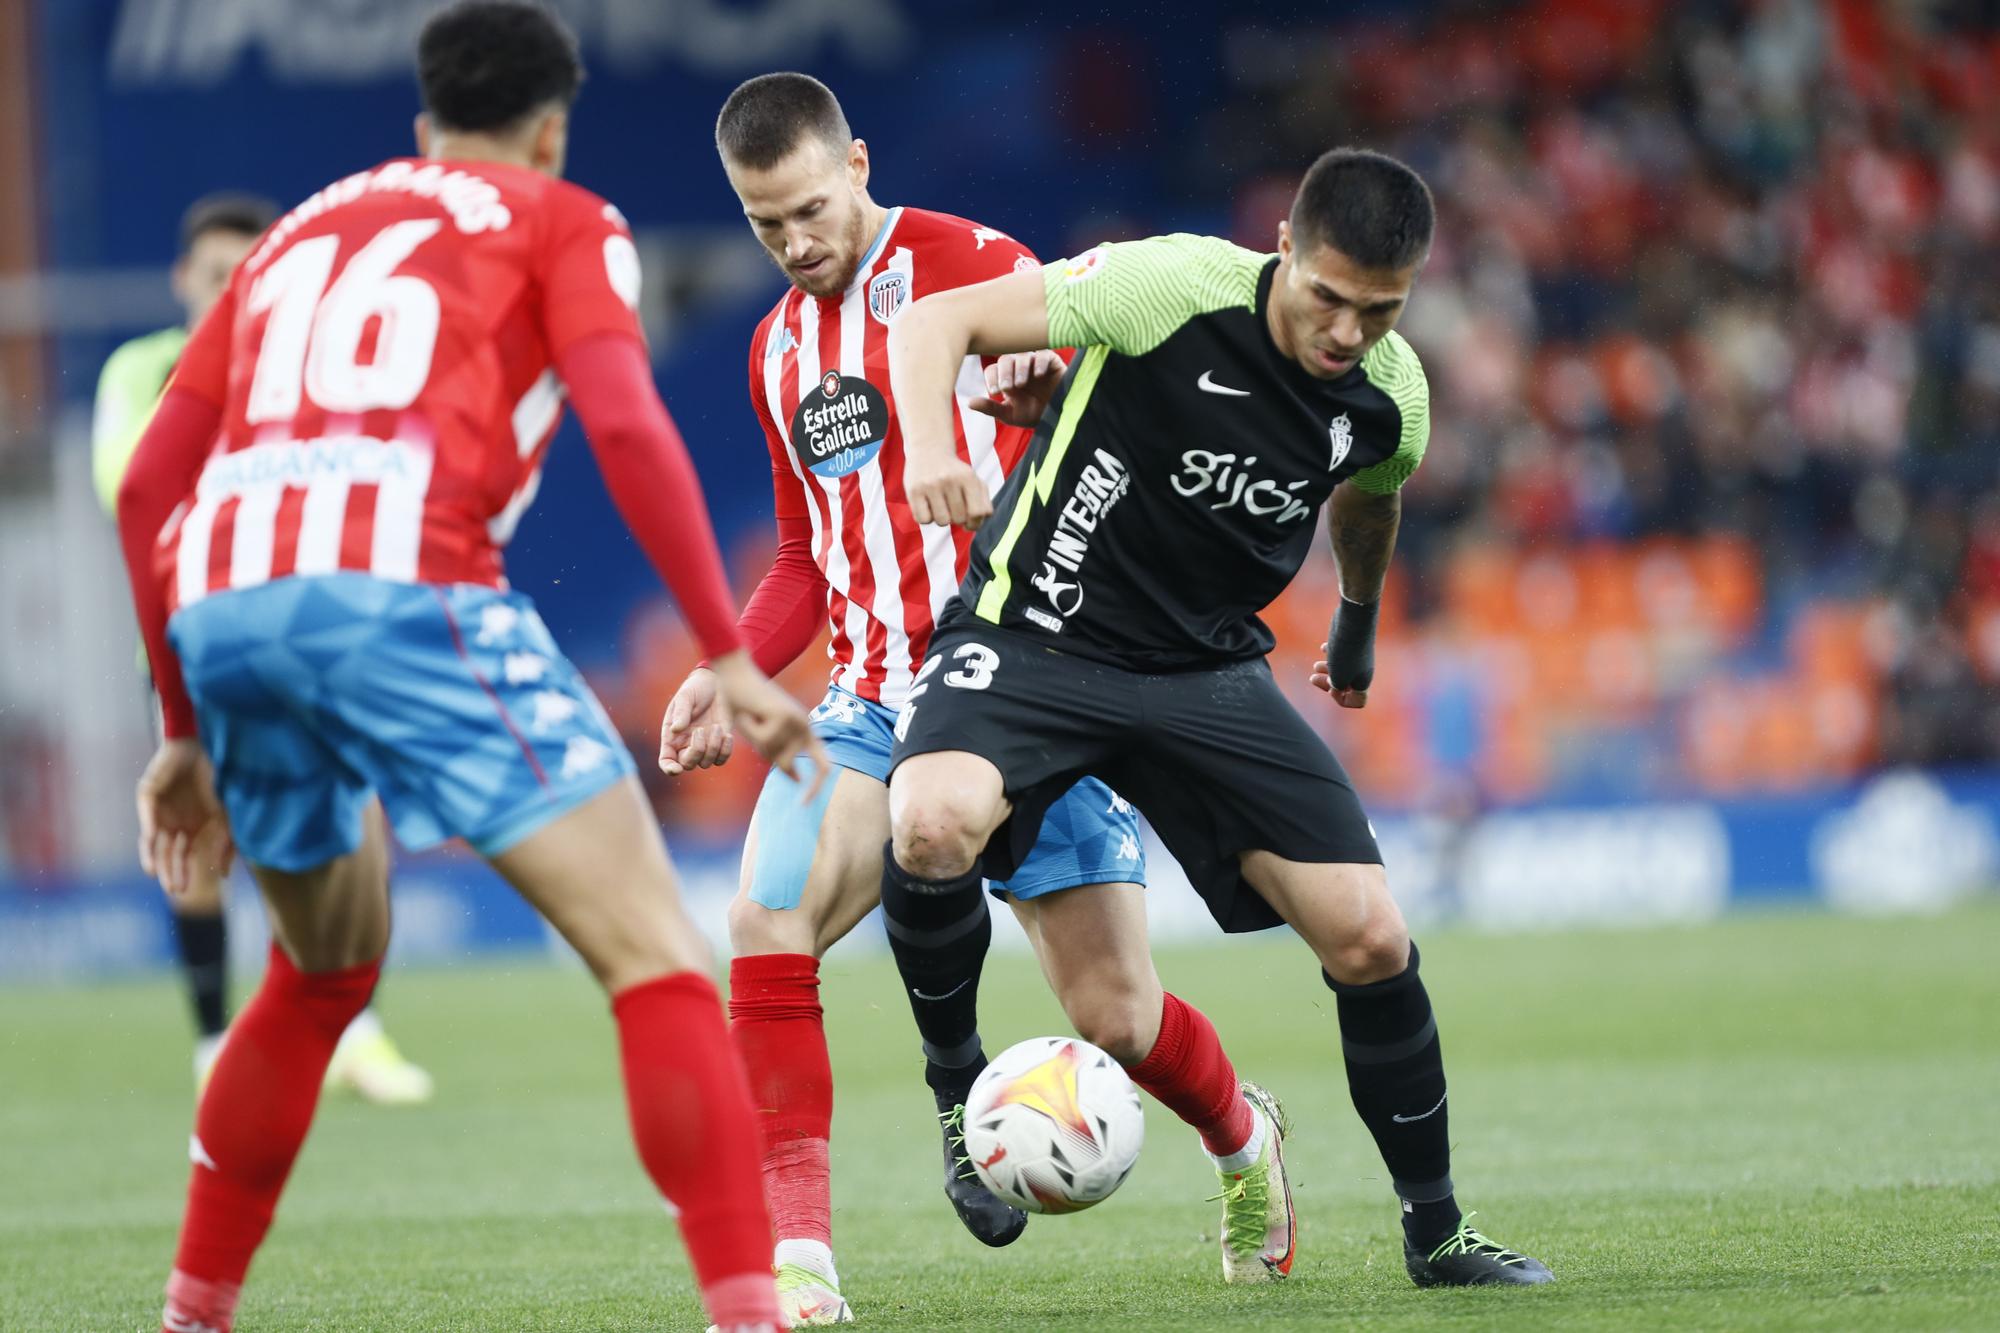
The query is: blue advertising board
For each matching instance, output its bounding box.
[6,768,1993,981]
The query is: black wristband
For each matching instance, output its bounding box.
[1326,596,1379,692]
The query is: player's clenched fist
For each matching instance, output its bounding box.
[906,451,992,531]
[968,349,1066,428]
[1311,596,1380,710]
[707,652,831,798]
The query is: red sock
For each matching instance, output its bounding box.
[728,953,833,1248]
[613,971,779,1328]
[1124,991,1254,1157]
[166,944,379,1328]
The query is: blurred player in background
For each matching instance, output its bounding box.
[881,149,1553,1287]
[92,193,433,1103]
[654,73,1152,1325]
[113,6,823,1331]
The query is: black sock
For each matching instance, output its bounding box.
[1324,942,1463,1250]
[879,842,990,1107]
[173,909,230,1038]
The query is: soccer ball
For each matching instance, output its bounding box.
[962,1036,1144,1214]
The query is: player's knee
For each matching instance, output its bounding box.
[891,793,987,880]
[1326,915,1412,985]
[726,894,817,957]
[1067,992,1156,1066]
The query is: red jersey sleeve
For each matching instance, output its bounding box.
[750,313,811,524]
[557,332,743,659]
[730,317,827,674]
[537,187,647,359]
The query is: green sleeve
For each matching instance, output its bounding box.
[91,329,185,514]
[1347,331,1430,495]
[1042,234,1266,358]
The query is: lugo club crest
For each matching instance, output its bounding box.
[867,269,908,324]
[789,371,890,479]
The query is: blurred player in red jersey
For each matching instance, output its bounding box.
[657,75,1257,1326]
[114,7,824,1331]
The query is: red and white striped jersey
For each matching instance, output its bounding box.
[751,206,1042,707]
[154,158,645,612]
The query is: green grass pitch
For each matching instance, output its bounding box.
[4,903,1998,1330]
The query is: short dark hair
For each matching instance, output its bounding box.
[417,1,583,134]
[1290,148,1435,271]
[179,192,278,254]
[715,72,852,170]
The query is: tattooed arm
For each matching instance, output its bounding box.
[1329,484,1402,601]
[1311,485,1403,709]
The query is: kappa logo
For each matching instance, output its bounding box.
[972,226,1006,250]
[1329,412,1354,471]
[765,326,799,360]
[810,692,864,726]
[530,690,579,733]
[1033,563,1085,616]
[561,735,613,780]
[503,652,549,686]
[475,603,520,646]
[868,269,908,324]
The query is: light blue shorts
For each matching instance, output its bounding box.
[169,574,633,872]
[749,684,1146,909]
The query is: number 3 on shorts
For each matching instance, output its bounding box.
[894,641,1000,741]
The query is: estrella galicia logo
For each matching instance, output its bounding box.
[789,371,890,479]
[867,270,908,324]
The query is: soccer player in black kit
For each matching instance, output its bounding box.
[878,148,1553,1287]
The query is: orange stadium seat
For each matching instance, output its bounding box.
[1443,543,1524,636]
[1688,536,1762,642]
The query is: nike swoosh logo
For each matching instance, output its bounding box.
[912,979,971,1002]
[1392,1091,1447,1123]
[1197,370,1250,397]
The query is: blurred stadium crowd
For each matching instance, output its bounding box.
[606,0,2000,831]
[6,0,1997,873]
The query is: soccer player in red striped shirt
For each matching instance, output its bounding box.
[115,7,823,1331]
[659,75,1276,1325]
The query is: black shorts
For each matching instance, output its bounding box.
[890,625,1381,933]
